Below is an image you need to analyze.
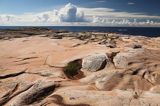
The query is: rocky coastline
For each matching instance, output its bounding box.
[0,27,160,106]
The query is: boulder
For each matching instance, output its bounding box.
[82,53,108,72]
[113,48,144,69]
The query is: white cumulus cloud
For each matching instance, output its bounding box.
[34,3,87,23]
[59,3,87,22]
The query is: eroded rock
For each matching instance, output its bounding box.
[6,80,58,106]
[82,53,108,72]
[113,48,144,69]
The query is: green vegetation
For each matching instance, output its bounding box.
[64,60,82,79]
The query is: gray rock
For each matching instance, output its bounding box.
[82,53,108,72]
[113,48,144,69]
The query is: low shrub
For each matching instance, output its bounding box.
[64,60,82,79]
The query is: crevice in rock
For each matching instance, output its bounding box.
[131,67,143,75]
[0,70,26,79]
[14,56,38,62]
[25,72,51,77]
[43,55,49,65]
[99,59,107,71]
[107,52,119,64]
[0,83,19,105]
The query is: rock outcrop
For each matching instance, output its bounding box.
[0,29,160,106]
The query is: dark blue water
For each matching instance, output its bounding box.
[0,26,160,37]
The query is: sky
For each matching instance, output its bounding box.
[0,0,160,26]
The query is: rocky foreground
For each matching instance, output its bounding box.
[0,28,160,106]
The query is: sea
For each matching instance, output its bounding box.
[0,26,160,37]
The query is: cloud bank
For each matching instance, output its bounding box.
[0,3,160,26]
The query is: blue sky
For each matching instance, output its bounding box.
[0,0,160,15]
[0,0,160,26]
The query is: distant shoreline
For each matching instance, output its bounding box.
[0,26,160,37]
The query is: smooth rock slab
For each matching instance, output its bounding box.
[82,53,108,72]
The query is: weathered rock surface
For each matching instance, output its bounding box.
[5,80,57,106]
[82,53,108,72]
[53,88,160,106]
[0,29,160,106]
[113,48,145,69]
